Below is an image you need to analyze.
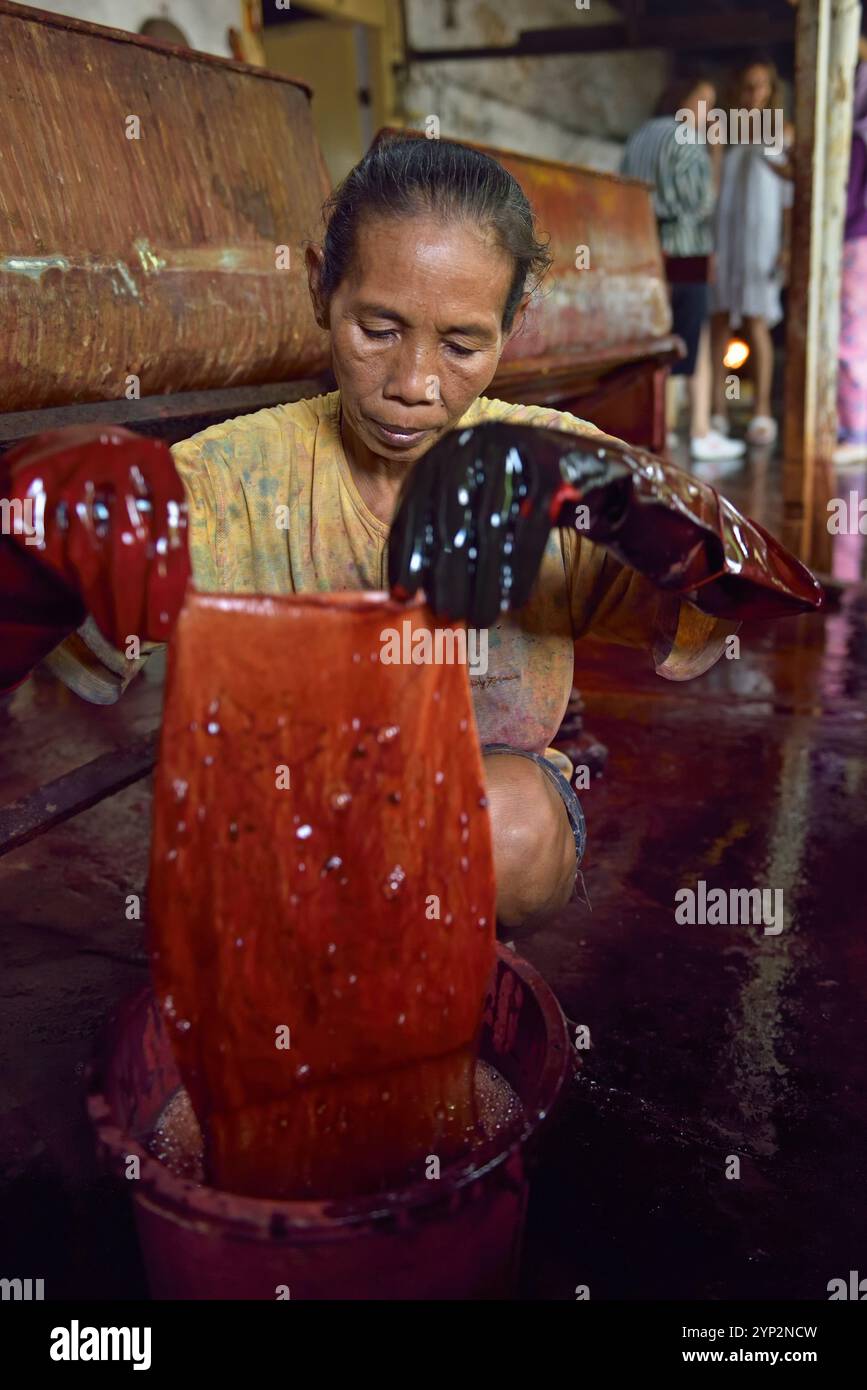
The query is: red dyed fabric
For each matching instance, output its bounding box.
[149,590,496,1199]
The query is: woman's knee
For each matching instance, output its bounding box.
[483,751,577,928]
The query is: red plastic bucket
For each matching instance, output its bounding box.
[87,946,571,1300]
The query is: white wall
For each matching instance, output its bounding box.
[15,0,240,58]
[402,0,668,172]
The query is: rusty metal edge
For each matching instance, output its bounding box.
[0,376,336,448]
[374,124,658,192]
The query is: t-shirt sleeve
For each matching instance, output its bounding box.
[170,433,223,592]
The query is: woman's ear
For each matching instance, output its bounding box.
[306,245,329,330]
[504,293,531,347]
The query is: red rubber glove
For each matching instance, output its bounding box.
[0,425,190,692]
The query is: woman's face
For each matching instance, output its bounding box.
[308,212,518,465]
[685,81,716,117]
[740,64,773,110]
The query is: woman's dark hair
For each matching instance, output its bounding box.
[655,72,714,117]
[318,135,552,331]
[728,55,783,113]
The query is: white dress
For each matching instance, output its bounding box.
[712,144,792,328]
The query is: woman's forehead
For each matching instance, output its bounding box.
[350,212,508,278]
[340,212,513,317]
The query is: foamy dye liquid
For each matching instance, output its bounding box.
[148,1058,523,1193]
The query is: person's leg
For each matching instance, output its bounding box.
[710,312,730,418]
[665,373,682,437]
[688,320,712,439]
[689,297,746,460]
[745,314,774,419]
[483,749,577,928]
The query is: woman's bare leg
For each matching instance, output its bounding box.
[689,321,712,438]
[710,312,730,418]
[745,314,774,418]
[483,751,577,929]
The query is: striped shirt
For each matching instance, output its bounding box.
[621,116,715,258]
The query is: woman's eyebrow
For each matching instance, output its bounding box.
[442,321,496,341]
[355,303,407,323]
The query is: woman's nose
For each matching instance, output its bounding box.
[384,340,438,404]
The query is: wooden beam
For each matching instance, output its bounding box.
[0,377,333,451]
[783,0,860,569]
[282,0,388,26]
[406,17,795,63]
[370,0,405,131]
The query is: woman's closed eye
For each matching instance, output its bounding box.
[361,326,396,341]
[361,326,477,359]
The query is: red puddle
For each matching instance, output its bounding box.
[149,590,496,1199]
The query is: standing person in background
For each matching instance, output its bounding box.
[622,76,745,464]
[835,19,867,467]
[710,58,793,448]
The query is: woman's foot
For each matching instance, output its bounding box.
[746,415,778,446]
[690,429,747,461]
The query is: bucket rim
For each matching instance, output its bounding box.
[86,945,571,1239]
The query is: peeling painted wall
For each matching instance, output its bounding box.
[402,0,669,172]
[13,0,240,57]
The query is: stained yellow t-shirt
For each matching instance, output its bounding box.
[166,390,732,753]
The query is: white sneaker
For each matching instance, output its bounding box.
[833,440,867,467]
[746,415,778,446]
[710,413,730,435]
[666,429,680,451]
[690,429,747,461]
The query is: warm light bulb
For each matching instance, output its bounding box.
[724,337,750,370]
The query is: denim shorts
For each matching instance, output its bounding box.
[481,742,587,866]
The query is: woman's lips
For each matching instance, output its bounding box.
[368,418,435,449]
